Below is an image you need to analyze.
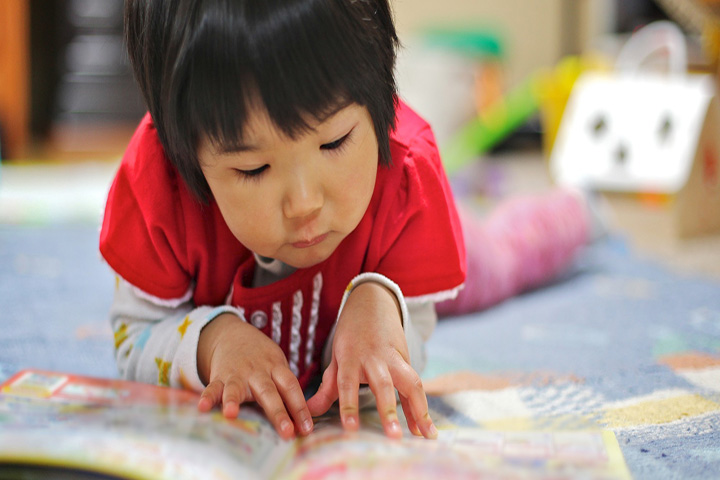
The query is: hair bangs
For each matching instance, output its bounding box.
[178,4,257,155]
[245,1,363,137]
[181,0,364,154]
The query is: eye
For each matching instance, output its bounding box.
[234,165,269,180]
[658,114,673,142]
[590,115,607,138]
[320,130,352,151]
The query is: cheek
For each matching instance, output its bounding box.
[355,163,377,202]
[224,204,277,252]
[355,139,380,198]
[335,152,377,216]
[209,181,276,248]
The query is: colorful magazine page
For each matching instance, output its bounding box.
[282,415,632,479]
[0,370,292,480]
[0,369,200,406]
[0,370,633,479]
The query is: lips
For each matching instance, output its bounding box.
[291,232,328,249]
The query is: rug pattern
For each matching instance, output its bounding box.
[1,225,719,479]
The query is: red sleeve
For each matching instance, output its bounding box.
[368,110,466,299]
[99,114,192,300]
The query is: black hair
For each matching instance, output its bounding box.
[124,0,399,202]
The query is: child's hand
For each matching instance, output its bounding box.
[306,282,438,439]
[196,313,314,440]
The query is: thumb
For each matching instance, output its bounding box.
[307,362,339,416]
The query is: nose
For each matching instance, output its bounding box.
[282,170,324,219]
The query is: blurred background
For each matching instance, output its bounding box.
[2,5,719,476]
[1,0,719,277]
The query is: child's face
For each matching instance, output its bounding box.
[199,102,379,268]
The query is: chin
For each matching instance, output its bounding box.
[287,253,329,269]
[284,245,334,269]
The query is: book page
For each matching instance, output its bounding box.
[0,370,632,479]
[280,412,632,479]
[0,370,294,480]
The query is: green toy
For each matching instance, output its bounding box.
[441,54,607,176]
[441,75,541,176]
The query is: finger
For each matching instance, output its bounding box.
[198,379,224,412]
[249,378,296,440]
[273,369,314,436]
[364,361,402,439]
[221,377,249,419]
[390,358,437,439]
[336,361,361,431]
[399,394,421,437]
[306,362,339,417]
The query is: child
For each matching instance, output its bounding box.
[102,0,463,442]
[101,0,592,442]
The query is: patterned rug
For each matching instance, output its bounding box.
[1,224,719,479]
[424,237,720,479]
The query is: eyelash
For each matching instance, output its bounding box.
[233,130,353,182]
[234,165,268,182]
[321,130,353,154]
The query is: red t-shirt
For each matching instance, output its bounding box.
[100,101,466,385]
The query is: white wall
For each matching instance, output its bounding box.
[392,0,614,88]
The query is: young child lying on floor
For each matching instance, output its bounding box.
[100,0,595,441]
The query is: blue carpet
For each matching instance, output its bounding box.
[1,224,719,479]
[424,236,720,479]
[0,225,117,380]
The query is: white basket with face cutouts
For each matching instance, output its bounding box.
[550,21,718,194]
[550,21,720,236]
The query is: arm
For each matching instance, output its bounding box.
[110,273,243,390]
[320,287,437,410]
[308,274,439,439]
[110,273,314,440]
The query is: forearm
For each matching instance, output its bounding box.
[321,273,437,409]
[323,273,436,369]
[308,273,439,438]
[110,272,244,391]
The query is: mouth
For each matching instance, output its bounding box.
[291,233,329,249]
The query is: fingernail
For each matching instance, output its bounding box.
[281,419,292,433]
[223,402,237,418]
[302,419,314,434]
[388,420,402,437]
[345,415,358,428]
[428,423,438,438]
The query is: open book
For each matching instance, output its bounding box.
[0,369,632,479]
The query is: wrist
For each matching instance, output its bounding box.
[350,282,402,326]
[339,273,409,328]
[197,312,246,384]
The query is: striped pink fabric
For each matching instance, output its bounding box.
[437,190,590,316]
